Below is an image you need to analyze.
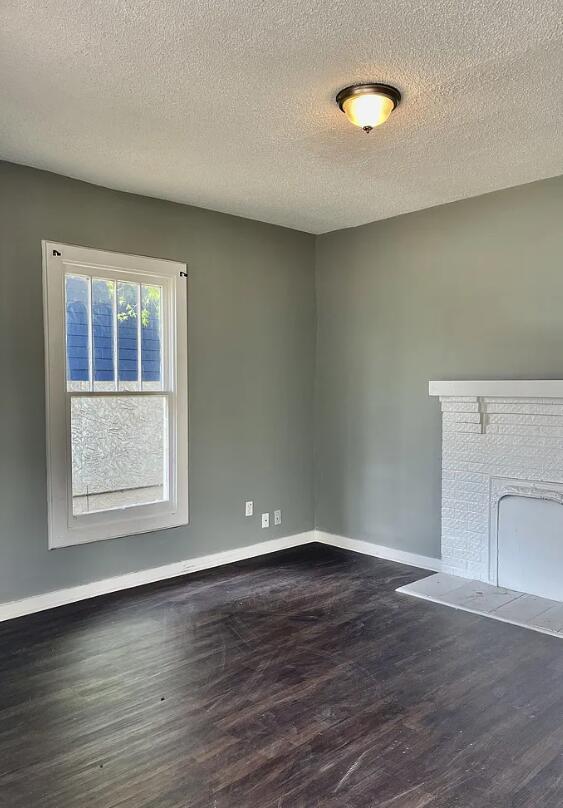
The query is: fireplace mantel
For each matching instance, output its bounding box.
[429,380,563,398]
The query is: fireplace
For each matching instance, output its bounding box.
[430,380,563,601]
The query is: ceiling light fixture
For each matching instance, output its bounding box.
[336,83,401,133]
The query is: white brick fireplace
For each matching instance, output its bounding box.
[430,381,563,594]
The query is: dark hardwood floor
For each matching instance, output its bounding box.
[0,544,562,807]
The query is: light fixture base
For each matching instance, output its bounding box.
[336,83,401,112]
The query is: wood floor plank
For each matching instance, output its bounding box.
[0,544,561,806]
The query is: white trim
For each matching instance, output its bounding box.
[429,380,563,398]
[0,530,443,622]
[42,241,189,548]
[315,531,442,572]
[0,532,316,622]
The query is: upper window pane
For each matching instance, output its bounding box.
[92,278,116,391]
[65,274,90,391]
[141,284,162,390]
[65,277,164,392]
[117,281,140,390]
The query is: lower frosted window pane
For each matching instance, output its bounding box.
[71,396,168,515]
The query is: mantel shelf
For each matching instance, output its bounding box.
[429,380,563,399]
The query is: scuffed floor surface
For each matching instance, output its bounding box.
[0,544,562,807]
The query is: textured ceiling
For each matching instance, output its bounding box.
[2,1,562,233]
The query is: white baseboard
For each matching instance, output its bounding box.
[0,529,441,623]
[0,531,316,623]
[315,530,442,573]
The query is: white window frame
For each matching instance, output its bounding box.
[42,241,189,548]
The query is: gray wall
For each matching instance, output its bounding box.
[2,161,562,602]
[0,161,316,601]
[315,176,563,560]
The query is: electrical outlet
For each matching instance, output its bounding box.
[274,509,282,526]
[245,500,254,517]
[261,512,270,529]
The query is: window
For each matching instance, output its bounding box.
[43,242,188,548]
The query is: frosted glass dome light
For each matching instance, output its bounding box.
[336,84,401,133]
